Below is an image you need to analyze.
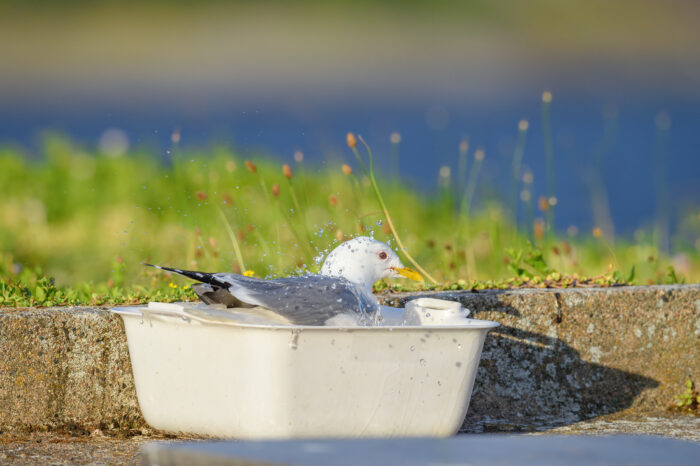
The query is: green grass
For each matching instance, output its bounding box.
[0,134,697,307]
[668,379,699,414]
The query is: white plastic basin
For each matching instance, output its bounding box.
[113,301,498,439]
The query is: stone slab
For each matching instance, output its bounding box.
[0,307,143,433]
[0,285,698,434]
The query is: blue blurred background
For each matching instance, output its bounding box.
[2,0,699,238]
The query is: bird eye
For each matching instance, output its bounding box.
[378,251,388,260]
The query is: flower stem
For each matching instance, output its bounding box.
[218,208,246,273]
[356,135,438,285]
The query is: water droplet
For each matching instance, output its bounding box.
[410,345,415,351]
[419,359,427,366]
[288,330,300,350]
[437,380,442,386]
[457,343,462,350]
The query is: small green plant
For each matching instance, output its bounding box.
[505,243,554,279]
[664,265,684,284]
[668,379,699,414]
[612,265,636,285]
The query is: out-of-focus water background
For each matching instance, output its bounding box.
[3,0,698,235]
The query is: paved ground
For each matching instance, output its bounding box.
[533,416,700,442]
[0,430,192,465]
[1,416,697,465]
[0,432,145,465]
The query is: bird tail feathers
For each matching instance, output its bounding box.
[142,263,228,288]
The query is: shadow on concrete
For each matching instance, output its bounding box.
[462,324,659,433]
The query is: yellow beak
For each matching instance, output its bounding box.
[391,267,424,282]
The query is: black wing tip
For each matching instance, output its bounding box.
[143,263,225,287]
[142,263,182,274]
[142,263,167,270]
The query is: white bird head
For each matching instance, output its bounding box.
[320,236,422,293]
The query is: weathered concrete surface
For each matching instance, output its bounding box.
[0,285,698,434]
[0,431,154,465]
[382,284,699,430]
[0,430,198,465]
[0,308,144,433]
[534,415,700,442]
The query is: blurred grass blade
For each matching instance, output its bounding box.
[218,208,246,273]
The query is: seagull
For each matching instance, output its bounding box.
[144,236,423,326]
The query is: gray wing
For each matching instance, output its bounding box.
[210,274,378,325]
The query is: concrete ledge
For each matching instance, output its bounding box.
[383,285,699,431]
[1,285,698,434]
[0,308,142,433]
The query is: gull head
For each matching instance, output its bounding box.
[320,236,422,292]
